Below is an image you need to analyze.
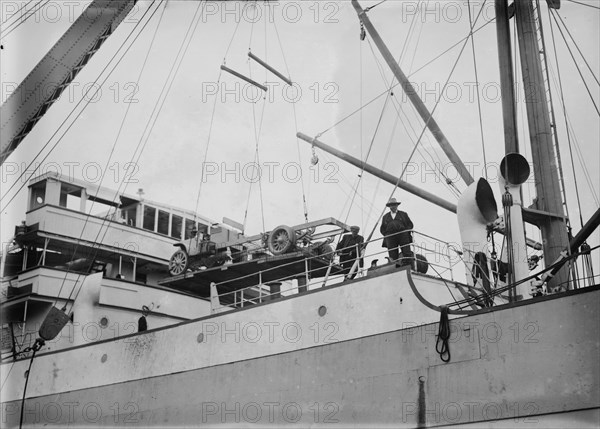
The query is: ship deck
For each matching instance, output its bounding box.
[158,251,344,303]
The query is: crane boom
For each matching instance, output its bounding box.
[0,0,138,164]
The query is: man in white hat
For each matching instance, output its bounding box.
[380,197,414,267]
[336,225,364,279]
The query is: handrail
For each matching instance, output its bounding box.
[211,230,470,310]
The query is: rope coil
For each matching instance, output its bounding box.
[435,305,451,363]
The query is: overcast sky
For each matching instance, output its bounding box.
[1,0,598,277]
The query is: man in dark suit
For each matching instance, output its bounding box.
[380,198,414,267]
[336,225,364,279]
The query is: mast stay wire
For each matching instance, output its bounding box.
[69,0,210,307]
[548,9,599,116]
[565,0,600,9]
[0,2,162,211]
[0,0,35,25]
[64,0,174,307]
[548,8,599,210]
[360,0,490,248]
[547,9,586,229]
[552,7,599,87]
[314,18,496,140]
[342,5,423,227]
[0,0,50,40]
[271,3,309,223]
[196,2,243,221]
[364,35,462,200]
[1,0,167,308]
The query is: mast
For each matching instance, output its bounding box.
[351,0,474,186]
[514,0,570,291]
[495,0,519,154]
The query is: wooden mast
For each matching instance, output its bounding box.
[351,0,474,187]
[513,0,570,290]
[495,0,520,155]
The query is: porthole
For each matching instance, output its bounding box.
[99,317,109,328]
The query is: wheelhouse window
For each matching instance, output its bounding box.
[59,183,82,211]
[143,206,156,231]
[157,210,169,235]
[29,181,46,210]
[171,215,183,239]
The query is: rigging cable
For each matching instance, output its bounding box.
[466,0,489,181]
[546,4,593,288]
[365,36,462,200]
[340,5,420,225]
[272,5,309,223]
[54,1,169,307]
[535,0,573,278]
[246,33,268,233]
[313,16,495,140]
[360,0,490,253]
[565,0,600,10]
[0,0,50,40]
[549,9,600,116]
[65,0,205,307]
[0,1,163,211]
[0,0,35,25]
[547,8,588,229]
[549,9,599,87]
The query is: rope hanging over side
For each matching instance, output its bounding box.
[435,305,451,363]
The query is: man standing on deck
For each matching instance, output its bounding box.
[336,225,364,279]
[380,198,414,267]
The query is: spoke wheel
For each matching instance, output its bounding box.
[169,249,189,276]
[267,225,296,255]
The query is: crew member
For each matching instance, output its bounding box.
[336,225,364,279]
[380,197,414,267]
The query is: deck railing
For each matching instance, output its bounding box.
[209,231,600,313]
[210,230,464,313]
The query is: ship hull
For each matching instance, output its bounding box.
[1,270,599,427]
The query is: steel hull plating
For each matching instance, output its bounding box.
[1,270,598,427]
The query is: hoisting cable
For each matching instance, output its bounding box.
[196,67,223,219]
[246,56,268,233]
[272,7,309,222]
[435,306,451,362]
